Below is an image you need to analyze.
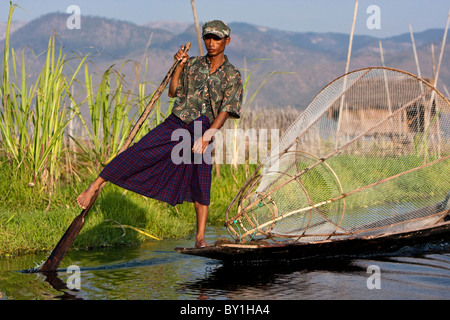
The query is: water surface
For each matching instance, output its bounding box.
[0,227,449,300]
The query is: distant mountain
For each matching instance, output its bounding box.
[0,20,27,40]
[5,13,173,57]
[1,13,449,109]
[142,21,191,34]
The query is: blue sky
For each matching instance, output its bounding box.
[1,0,449,37]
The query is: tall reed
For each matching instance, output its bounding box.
[72,59,174,171]
[134,56,175,142]
[73,62,135,170]
[0,3,87,201]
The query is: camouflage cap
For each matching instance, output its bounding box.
[202,20,230,38]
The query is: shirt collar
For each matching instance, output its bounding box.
[203,55,228,71]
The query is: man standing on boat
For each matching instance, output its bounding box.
[76,20,243,248]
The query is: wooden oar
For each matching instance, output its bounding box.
[40,43,192,273]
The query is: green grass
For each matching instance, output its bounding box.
[0,160,255,257]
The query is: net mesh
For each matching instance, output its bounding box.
[225,67,450,243]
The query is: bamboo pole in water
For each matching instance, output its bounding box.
[425,9,449,161]
[190,0,204,56]
[409,24,426,136]
[336,0,358,147]
[379,41,395,131]
[409,24,422,79]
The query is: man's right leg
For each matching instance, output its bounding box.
[194,201,211,248]
[76,176,107,209]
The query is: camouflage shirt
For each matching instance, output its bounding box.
[172,55,243,124]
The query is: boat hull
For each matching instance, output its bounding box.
[175,221,450,264]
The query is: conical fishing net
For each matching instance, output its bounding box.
[225,67,450,244]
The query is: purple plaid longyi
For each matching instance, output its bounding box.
[99,114,212,206]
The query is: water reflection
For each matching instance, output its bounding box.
[177,257,363,300]
[0,230,449,300]
[175,241,450,300]
[42,272,83,300]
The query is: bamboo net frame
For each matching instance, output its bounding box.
[225,67,450,244]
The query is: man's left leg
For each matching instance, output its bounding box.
[194,201,210,248]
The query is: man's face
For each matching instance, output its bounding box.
[203,34,230,57]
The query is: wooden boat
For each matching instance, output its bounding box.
[177,68,450,264]
[175,220,449,264]
[176,196,450,264]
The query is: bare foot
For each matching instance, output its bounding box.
[195,238,211,249]
[76,184,99,209]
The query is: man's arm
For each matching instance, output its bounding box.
[168,47,189,98]
[192,111,229,154]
